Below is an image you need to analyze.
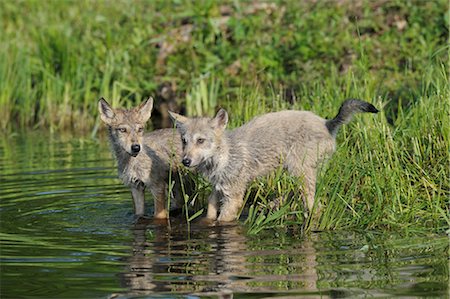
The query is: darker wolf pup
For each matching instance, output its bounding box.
[98,97,188,219]
[169,99,378,222]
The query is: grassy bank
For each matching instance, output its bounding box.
[241,71,449,233]
[1,0,448,232]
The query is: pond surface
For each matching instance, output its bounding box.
[1,133,448,298]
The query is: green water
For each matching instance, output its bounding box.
[0,133,448,298]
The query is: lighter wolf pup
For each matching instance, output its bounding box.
[98,97,185,219]
[169,99,378,222]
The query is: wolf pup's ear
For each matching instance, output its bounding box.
[98,98,115,124]
[138,97,154,123]
[211,108,228,130]
[168,111,188,129]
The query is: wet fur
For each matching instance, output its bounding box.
[169,99,378,222]
[99,98,187,219]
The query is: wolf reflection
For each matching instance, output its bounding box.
[117,219,319,296]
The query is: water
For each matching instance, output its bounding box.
[1,133,448,298]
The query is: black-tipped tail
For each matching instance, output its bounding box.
[326,99,379,137]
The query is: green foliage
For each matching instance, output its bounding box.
[185,76,219,116]
[1,0,447,131]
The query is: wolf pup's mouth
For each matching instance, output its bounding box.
[190,157,207,169]
[130,152,139,157]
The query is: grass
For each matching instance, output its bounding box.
[1,0,448,233]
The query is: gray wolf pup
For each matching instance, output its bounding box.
[98,97,187,219]
[169,99,378,222]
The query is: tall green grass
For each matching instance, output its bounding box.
[1,0,447,132]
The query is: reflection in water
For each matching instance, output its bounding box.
[117,220,320,298]
[114,218,450,298]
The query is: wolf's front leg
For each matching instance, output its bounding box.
[150,185,168,219]
[131,184,145,216]
[206,190,220,220]
[217,190,245,222]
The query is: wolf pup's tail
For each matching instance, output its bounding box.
[326,99,379,137]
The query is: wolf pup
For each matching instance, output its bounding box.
[169,99,378,222]
[98,97,187,219]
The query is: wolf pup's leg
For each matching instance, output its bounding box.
[217,190,245,222]
[150,184,168,219]
[131,184,146,216]
[303,175,317,213]
[287,164,318,215]
[206,190,220,220]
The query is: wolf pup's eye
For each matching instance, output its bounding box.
[138,127,144,133]
[181,137,187,145]
[118,128,127,133]
[197,138,205,144]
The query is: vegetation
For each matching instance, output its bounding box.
[1,0,448,232]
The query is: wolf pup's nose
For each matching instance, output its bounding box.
[182,157,191,167]
[131,144,141,154]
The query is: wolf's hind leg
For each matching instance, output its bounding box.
[287,165,318,215]
[303,175,317,213]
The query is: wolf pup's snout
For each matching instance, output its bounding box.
[182,157,191,167]
[131,144,141,156]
